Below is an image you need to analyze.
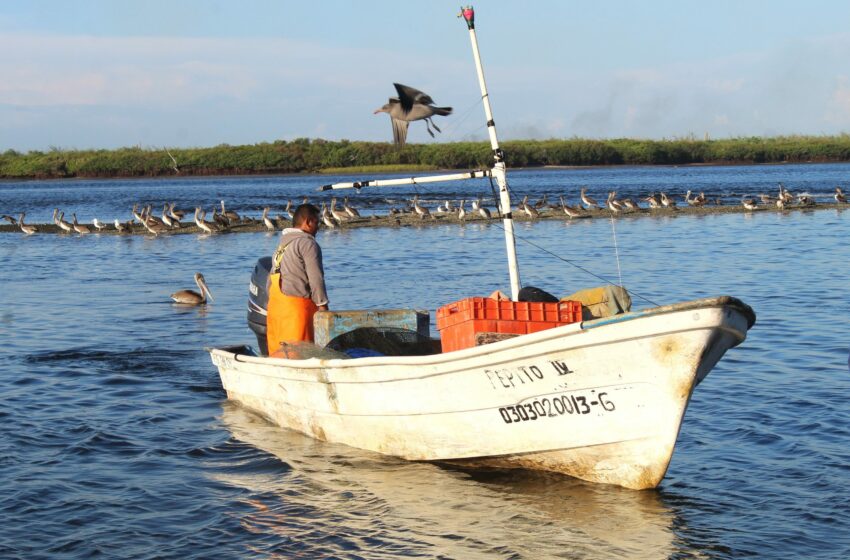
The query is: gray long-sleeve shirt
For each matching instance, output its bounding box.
[275,229,329,306]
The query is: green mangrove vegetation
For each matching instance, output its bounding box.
[3,135,850,180]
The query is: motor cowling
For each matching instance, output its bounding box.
[247,256,272,355]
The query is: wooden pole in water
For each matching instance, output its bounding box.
[460,6,522,300]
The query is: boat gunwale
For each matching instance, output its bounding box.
[209,295,753,374]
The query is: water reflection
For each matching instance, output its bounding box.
[217,403,689,558]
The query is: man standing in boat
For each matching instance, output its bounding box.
[267,204,329,353]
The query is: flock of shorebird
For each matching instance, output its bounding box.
[3,185,847,237]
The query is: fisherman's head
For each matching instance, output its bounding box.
[293,203,320,236]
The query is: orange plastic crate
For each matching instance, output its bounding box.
[437,297,582,352]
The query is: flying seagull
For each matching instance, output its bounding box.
[374,83,452,147]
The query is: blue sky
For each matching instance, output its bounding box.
[2,0,850,151]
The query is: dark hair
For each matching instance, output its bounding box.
[292,203,320,226]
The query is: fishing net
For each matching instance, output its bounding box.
[325,327,437,357]
[270,341,351,360]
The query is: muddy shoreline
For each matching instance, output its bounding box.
[2,201,846,235]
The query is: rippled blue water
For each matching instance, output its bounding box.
[2,164,849,558]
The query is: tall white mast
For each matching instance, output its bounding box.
[460,6,522,300]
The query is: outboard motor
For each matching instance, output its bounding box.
[247,256,272,355]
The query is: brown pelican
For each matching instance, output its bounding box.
[131,204,145,223]
[170,272,214,305]
[457,200,467,221]
[194,207,219,234]
[778,183,793,204]
[606,191,624,214]
[283,200,294,221]
[374,83,452,147]
[797,194,816,207]
[412,195,432,220]
[18,213,37,234]
[835,187,847,203]
[622,198,639,212]
[220,200,240,223]
[520,195,539,218]
[330,198,350,222]
[685,190,701,207]
[169,203,186,221]
[161,204,180,228]
[660,192,676,208]
[262,207,275,231]
[56,211,73,232]
[644,194,662,209]
[559,196,585,219]
[343,197,361,218]
[140,213,169,236]
[580,187,601,210]
[478,205,491,220]
[1,214,17,225]
[776,197,786,210]
[72,213,91,235]
[211,206,230,229]
[533,194,548,209]
[143,205,165,226]
[742,198,758,210]
[320,202,337,229]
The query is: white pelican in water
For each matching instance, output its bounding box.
[18,213,37,235]
[170,272,214,305]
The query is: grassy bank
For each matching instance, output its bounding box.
[3,135,850,180]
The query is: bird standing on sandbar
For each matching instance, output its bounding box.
[374,83,452,147]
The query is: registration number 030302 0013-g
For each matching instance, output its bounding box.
[498,392,616,424]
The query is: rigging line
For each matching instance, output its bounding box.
[486,219,660,307]
[390,182,661,307]
[440,96,484,138]
[610,214,623,288]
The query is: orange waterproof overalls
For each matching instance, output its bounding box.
[266,243,319,355]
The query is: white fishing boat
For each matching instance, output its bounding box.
[208,7,755,490]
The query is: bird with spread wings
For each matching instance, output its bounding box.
[374,83,452,147]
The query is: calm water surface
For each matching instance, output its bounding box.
[1,165,849,558]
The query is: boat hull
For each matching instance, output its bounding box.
[210,297,753,489]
